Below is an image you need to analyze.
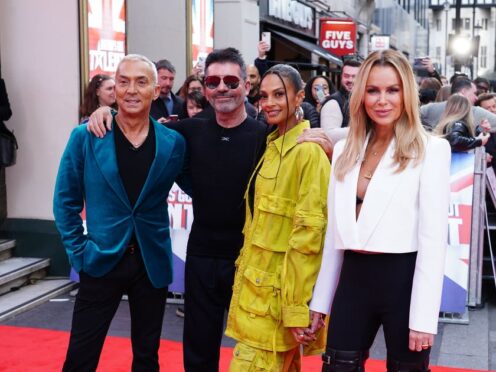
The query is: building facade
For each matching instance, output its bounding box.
[428,0,496,79]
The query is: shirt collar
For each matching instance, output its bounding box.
[267,120,310,156]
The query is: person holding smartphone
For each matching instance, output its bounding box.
[150,59,186,123]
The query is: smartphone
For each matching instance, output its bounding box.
[196,55,206,73]
[413,57,429,77]
[261,32,271,51]
[168,115,178,122]
[315,85,327,104]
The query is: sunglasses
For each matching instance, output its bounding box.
[204,75,240,90]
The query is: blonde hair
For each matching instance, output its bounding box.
[434,94,475,137]
[334,49,426,181]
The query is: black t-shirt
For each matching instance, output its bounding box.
[167,117,268,259]
[114,120,156,207]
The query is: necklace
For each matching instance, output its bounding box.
[116,116,149,148]
[361,145,388,180]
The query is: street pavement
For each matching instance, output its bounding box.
[2,283,496,371]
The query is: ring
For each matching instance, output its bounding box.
[421,344,430,349]
[299,333,305,338]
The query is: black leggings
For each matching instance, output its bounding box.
[326,250,430,364]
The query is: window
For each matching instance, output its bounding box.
[436,47,441,62]
[436,18,441,31]
[480,46,487,68]
[452,18,457,30]
[464,18,470,30]
[482,18,488,30]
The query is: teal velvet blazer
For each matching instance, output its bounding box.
[53,119,185,288]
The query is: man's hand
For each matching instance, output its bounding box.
[258,41,270,59]
[157,117,170,124]
[297,128,334,160]
[409,329,434,352]
[421,57,435,74]
[87,106,113,138]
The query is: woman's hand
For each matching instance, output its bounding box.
[477,132,490,146]
[309,310,326,334]
[87,106,113,137]
[289,327,316,346]
[297,128,334,160]
[409,329,434,352]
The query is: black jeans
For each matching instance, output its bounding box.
[326,251,430,364]
[63,248,167,372]
[183,255,235,372]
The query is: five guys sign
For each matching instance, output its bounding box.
[320,18,356,57]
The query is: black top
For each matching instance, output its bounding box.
[444,120,482,152]
[0,78,12,125]
[114,119,156,207]
[168,117,268,259]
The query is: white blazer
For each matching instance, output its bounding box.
[310,135,451,334]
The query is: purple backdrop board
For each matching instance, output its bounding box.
[168,184,193,293]
[440,152,474,313]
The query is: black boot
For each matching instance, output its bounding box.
[386,357,430,372]
[321,349,369,372]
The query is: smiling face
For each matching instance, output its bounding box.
[364,65,404,129]
[115,60,160,117]
[259,74,304,128]
[341,65,360,93]
[480,96,496,114]
[96,78,116,107]
[204,62,249,114]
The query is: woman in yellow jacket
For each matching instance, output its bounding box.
[225,64,330,371]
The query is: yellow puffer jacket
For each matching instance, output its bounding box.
[225,121,330,354]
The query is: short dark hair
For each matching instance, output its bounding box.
[342,59,362,69]
[475,93,496,107]
[451,77,473,95]
[183,91,208,117]
[155,59,176,74]
[204,48,247,80]
[473,76,490,87]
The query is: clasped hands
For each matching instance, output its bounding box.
[289,311,326,345]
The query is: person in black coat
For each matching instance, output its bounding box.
[0,77,12,128]
[434,94,489,152]
[150,59,186,122]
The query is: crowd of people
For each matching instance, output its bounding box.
[54,44,496,372]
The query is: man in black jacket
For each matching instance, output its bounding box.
[150,59,185,122]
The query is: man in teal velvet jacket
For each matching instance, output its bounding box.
[53,54,185,372]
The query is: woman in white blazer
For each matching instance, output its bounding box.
[308,49,451,371]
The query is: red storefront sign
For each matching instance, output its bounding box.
[320,18,356,57]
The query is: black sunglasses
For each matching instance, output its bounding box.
[204,75,240,90]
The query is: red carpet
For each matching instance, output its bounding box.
[0,325,487,371]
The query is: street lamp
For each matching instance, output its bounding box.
[443,1,450,76]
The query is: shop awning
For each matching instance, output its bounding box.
[270,30,343,67]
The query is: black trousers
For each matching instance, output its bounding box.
[63,248,168,372]
[183,255,235,372]
[326,251,430,364]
